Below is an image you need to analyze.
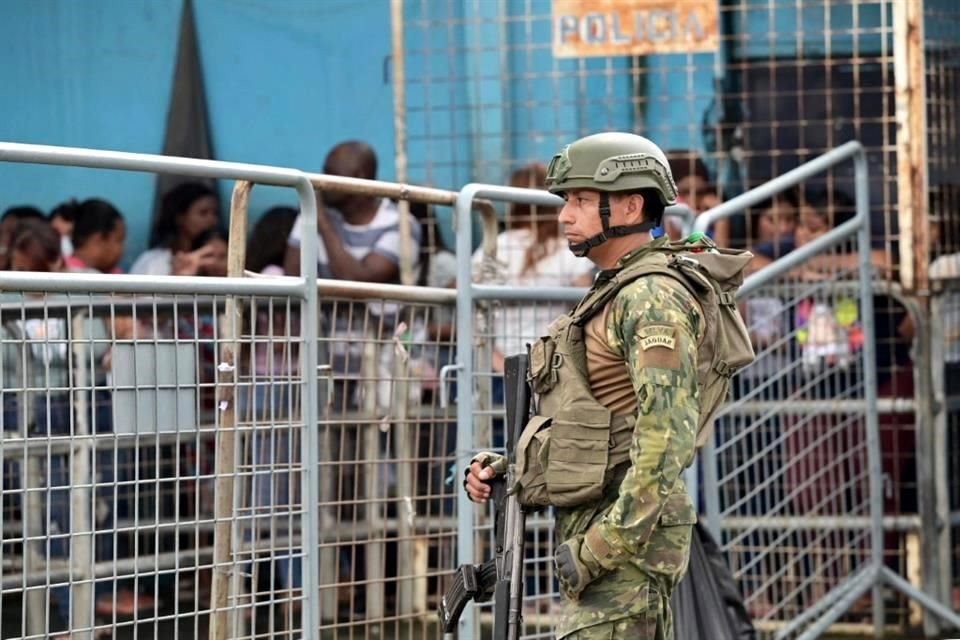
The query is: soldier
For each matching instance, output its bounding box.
[464,132,752,638]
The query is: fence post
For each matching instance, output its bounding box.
[392,326,426,615]
[929,294,954,624]
[893,0,929,293]
[209,179,250,640]
[912,300,946,637]
[70,312,94,640]
[452,186,489,639]
[296,177,322,638]
[389,0,415,287]
[362,340,386,621]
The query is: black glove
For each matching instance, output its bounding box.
[555,535,603,600]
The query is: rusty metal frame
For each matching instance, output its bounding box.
[894,0,930,293]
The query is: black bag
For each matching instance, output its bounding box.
[672,522,756,640]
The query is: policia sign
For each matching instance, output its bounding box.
[552,0,719,58]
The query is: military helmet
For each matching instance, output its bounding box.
[545,132,678,205]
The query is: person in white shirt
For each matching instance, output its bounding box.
[130,182,221,276]
[472,163,594,372]
[284,143,423,608]
[284,141,421,406]
[284,140,420,282]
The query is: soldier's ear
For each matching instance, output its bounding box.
[625,192,646,223]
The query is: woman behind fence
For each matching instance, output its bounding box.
[130,181,221,276]
[471,163,594,382]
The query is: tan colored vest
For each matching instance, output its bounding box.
[514,238,754,509]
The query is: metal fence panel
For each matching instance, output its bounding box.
[717,270,874,633]
[310,290,460,639]
[398,0,902,259]
[930,277,960,620]
[0,283,469,640]
[0,292,309,639]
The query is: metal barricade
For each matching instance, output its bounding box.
[0,142,480,639]
[697,142,960,639]
[0,143,322,640]
[0,287,310,640]
[308,281,461,638]
[3,139,957,639]
[930,275,960,622]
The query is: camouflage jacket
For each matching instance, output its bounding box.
[555,251,702,637]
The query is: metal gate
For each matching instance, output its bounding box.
[396,0,907,253]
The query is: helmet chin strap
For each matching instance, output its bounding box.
[568,193,658,258]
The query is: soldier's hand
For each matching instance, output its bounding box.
[463,461,495,503]
[462,452,506,503]
[555,536,603,601]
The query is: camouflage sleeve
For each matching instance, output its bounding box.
[582,274,701,572]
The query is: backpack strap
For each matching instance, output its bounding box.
[569,250,718,325]
[569,253,672,326]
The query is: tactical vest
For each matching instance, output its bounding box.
[514,237,755,509]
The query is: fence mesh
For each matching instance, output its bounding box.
[926,1,960,259]
[401,0,901,253]
[0,292,273,638]
[0,283,468,639]
[718,229,879,633]
[310,292,459,639]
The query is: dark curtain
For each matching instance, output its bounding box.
[149,0,215,248]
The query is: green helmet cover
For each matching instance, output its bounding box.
[545,132,679,205]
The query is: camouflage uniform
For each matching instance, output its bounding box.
[468,133,709,639]
[554,249,701,639]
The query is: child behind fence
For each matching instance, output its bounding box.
[5,215,150,633]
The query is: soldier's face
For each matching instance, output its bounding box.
[558,189,604,248]
[558,189,645,261]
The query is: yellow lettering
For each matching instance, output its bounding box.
[640,334,677,351]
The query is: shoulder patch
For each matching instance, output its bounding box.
[638,324,677,351]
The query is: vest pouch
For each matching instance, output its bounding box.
[528,337,559,394]
[514,414,552,507]
[545,405,612,507]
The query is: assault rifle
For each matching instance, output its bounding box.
[438,353,530,638]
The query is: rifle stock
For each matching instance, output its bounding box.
[438,354,531,638]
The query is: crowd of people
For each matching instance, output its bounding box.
[0,139,925,629]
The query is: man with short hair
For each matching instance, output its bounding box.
[464,132,751,638]
[286,140,421,404]
[284,140,420,282]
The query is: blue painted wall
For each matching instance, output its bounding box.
[0,0,394,268]
[0,0,892,262]
[0,1,178,267]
